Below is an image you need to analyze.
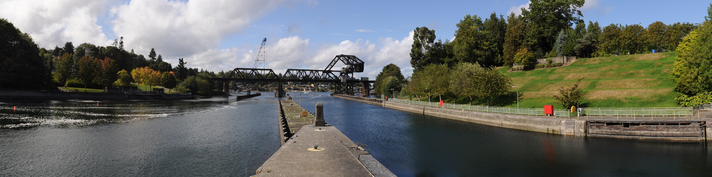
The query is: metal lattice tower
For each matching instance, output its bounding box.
[253,38,267,69]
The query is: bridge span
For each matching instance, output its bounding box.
[213,54,375,97]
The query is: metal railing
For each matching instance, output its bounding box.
[388,98,570,118]
[581,107,693,119]
[387,98,696,119]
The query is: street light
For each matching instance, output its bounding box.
[512,85,519,109]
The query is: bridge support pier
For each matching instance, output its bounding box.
[275,81,285,97]
[223,81,229,96]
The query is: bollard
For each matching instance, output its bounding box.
[315,102,325,126]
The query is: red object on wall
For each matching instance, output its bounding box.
[440,100,444,107]
[544,105,554,116]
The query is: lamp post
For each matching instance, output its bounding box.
[512,85,519,109]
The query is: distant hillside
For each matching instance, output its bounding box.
[501,52,677,108]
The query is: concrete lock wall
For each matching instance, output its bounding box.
[332,95,711,141]
[382,100,586,136]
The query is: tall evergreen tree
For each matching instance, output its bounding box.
[503,12,527,66]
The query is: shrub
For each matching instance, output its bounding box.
[513,48,537,69]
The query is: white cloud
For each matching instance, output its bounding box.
[306,31,415,79]
[355,29,375,33]
[581,0,611,15]
[110,0,287,67]
[508,1,530,16]
[266,36,310,74]
[0,0,112,48]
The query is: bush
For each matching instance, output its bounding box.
[174,85,190,93]
[65,78,103,89]
[513,48,537,69]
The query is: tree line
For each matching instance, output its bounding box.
[374,0,707,108]
[409,0,697,70]
[0,18,231,95]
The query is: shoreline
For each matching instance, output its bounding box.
[0,90,195,101]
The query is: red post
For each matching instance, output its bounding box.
[545,105,554,116]
[440,100,444,107]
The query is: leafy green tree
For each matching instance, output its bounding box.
[449,62,484,105]
[421,64,450,102]
[374,63,404,96]
[380,76,400,98]
[453,15,492,66]
[77,55,96,91]
[647,21,667,50]
[666,22,696,51]
[552,78,586,109]
[160,72,177,89]
[671,21,712,98]
[521,0,585,57]
[503,12,528,66]
[52,46,62,57]
[55,53,73,86]
[471,67,511,106]
[586,21,602,55]
[115,69,132,90]
[563,22,585,56]
[410,27,437,71]
[483,12,507,66]
[599,24,622,54]
[575,32,597,58]
[0,18,53,89]
[621,24,648,54]
[513,48,536,68]
[404,73,428,101]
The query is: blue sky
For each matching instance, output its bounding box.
[1,0,710,78]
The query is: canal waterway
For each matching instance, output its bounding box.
[1,92,711,176]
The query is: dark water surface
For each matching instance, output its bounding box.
[1,92,711,176]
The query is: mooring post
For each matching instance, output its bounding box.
[315,102,325,126]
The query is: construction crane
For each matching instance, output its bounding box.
[253,38,267,69]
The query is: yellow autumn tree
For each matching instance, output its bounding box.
[131,67,161,90]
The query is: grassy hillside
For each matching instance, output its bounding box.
[500,52,678,108]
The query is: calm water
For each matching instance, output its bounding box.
[1,92,711,176]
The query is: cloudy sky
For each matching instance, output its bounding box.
[0,0,709,79]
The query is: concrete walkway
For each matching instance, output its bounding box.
[255,125,394,177]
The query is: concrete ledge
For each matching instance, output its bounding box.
[256,125,391,176]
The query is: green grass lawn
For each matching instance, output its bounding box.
[501,52,678,108]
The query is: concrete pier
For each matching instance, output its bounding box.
[257,101,394,176]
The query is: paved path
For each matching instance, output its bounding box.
[256,125,394,176]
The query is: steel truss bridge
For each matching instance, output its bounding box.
[212,54,374,97]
